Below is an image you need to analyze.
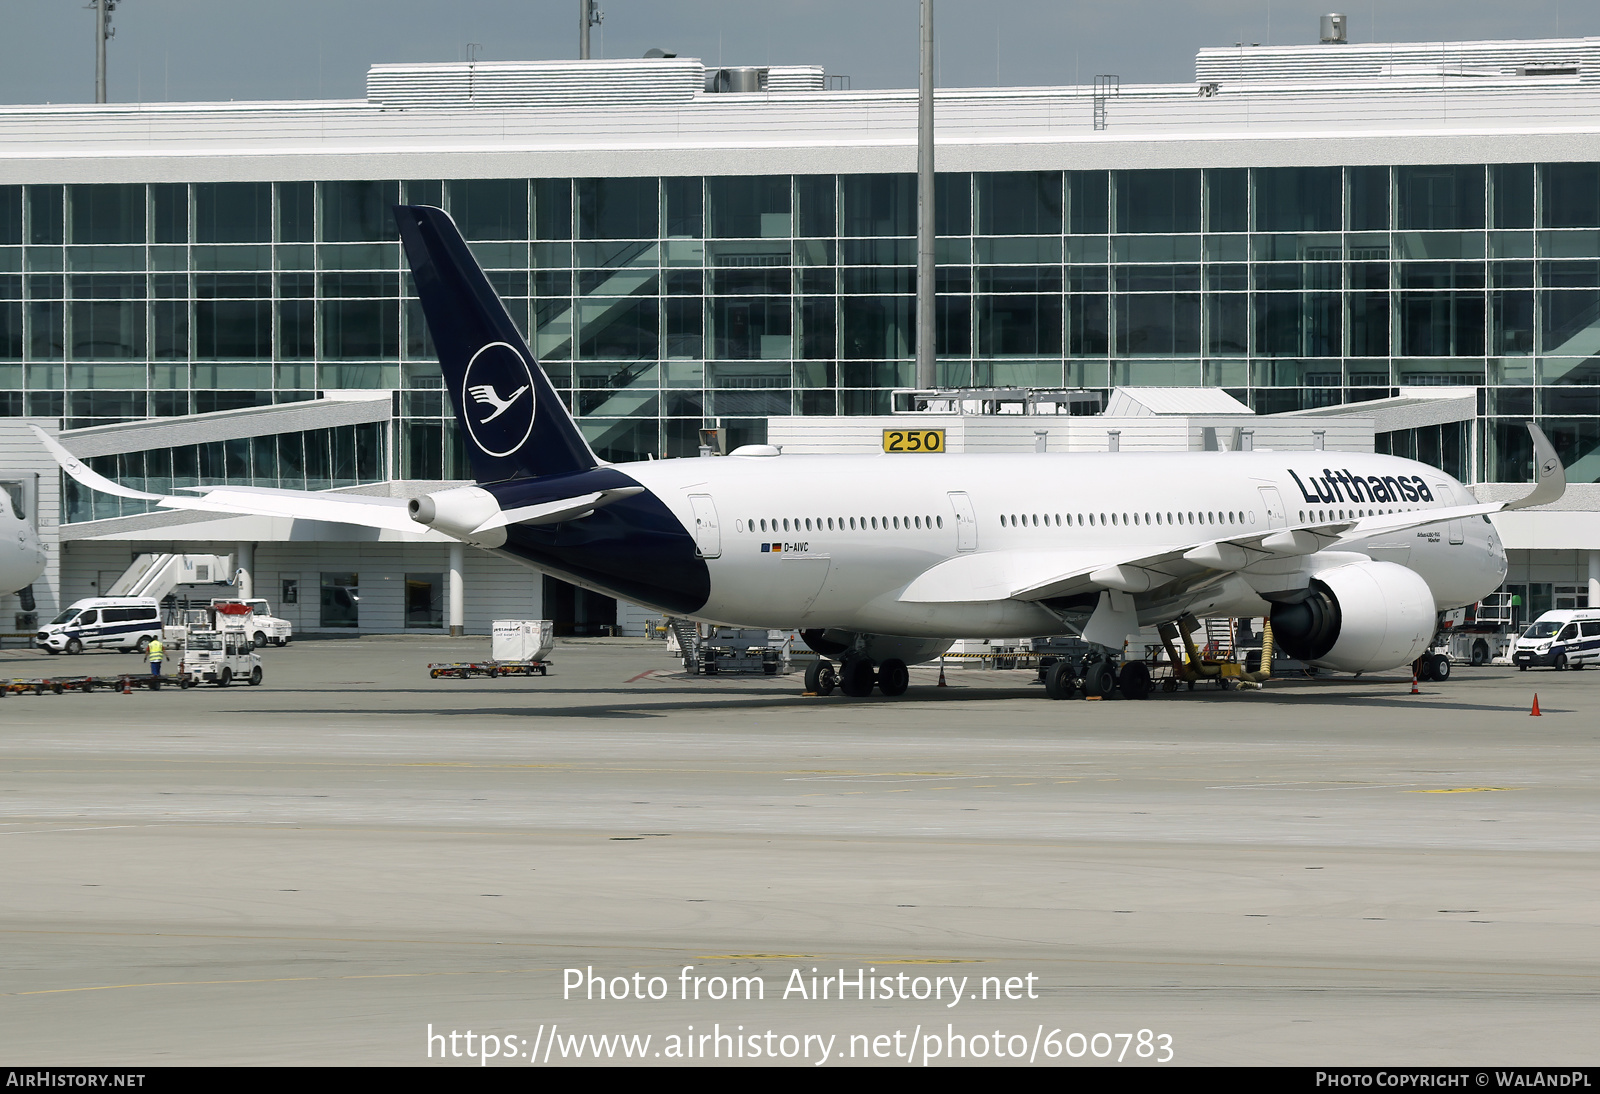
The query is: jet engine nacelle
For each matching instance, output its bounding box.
[408,486,508,548]
[1269,560,1436,673]
[801,629,953,666]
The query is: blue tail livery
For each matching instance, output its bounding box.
[394,205,599,483]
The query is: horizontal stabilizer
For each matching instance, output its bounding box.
[471,486,644,533]
[33,425,424,535]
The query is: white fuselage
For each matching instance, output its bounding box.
[0,498,45,595]
[614,450,1506,638]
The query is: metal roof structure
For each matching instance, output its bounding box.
[5,40,1600,183]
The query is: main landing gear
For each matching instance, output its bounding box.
[804,655,910,698]
[1042,651,1154,701]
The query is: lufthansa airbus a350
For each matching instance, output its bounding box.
[34,206,1566,699]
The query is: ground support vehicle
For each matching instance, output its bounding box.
[428,660,551,679]
[209,599,291,648]
[1434,594,1515,667]
[34,597,163,655]
[1511,608,1600,671]
[1153,613,1273,693]
[209,598,294,649]
[180,629,263,687]
[669,621,782,675]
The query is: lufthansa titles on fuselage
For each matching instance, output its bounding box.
[1288,467,1435,506]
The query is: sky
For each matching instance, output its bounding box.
[2,0,1597,105]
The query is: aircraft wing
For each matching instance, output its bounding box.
[898,515,1363,604]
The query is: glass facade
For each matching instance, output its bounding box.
[8,165,1600,484]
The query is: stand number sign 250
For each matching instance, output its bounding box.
[882,429,946,453]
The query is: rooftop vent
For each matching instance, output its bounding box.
[1319,13,1348,45]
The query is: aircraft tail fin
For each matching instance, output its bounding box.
[394,204,598,483]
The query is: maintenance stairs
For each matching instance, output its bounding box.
[1202,617,1236,662]
[105,553,234,603]
[668,618,701,673]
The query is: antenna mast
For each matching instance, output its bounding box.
[915,0,936,389]
[92,0,118,103]
[579,0,603,60]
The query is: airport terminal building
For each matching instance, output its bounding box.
[4,32,1600,634]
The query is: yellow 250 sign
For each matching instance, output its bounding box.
[882,428,946,453]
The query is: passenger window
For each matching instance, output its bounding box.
[79,610,98,625]
[1559,625,1578,641]
[1581,622,1600,638]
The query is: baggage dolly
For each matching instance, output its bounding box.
[428,659,552,679]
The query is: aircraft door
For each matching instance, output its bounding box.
[689,494,722,559]
[948,491,978,551]
[1257,486,1287,529]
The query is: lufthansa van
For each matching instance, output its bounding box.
[1511,608,1600,670]
[36,597,163,655]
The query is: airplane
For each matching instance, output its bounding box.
[0,485,46,611]
[32,205,1567,700]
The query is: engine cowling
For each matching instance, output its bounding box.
[408,486,507,547]
[800,629,953,666]
[1269,560,1436,673]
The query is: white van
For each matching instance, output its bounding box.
[36,597,164,655]
[1511,609,1600,670]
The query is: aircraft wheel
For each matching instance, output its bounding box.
[1430,653,1451,681]
[877,659,910,697]
[804,660,838,696]
[1471,640,1489,666]
[838,656,876,698]
[1555,653,1568,671]
[1415,656,1434,682]
[1118,661,1153,700]
[1044,659,1077,700]
[1080,660,1116,700]
[66,638,82,655]
[249,666,263,686]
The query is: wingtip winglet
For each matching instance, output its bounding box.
[1503,423,1566,511]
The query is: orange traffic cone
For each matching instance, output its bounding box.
[937,658,947,687]
[122,676,132,695]
[1410,670,1419,695]
[1530,694,1541,717]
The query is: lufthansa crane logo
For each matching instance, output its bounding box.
[462,341,537,459]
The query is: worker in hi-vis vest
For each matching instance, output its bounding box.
[146,637,165,677]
